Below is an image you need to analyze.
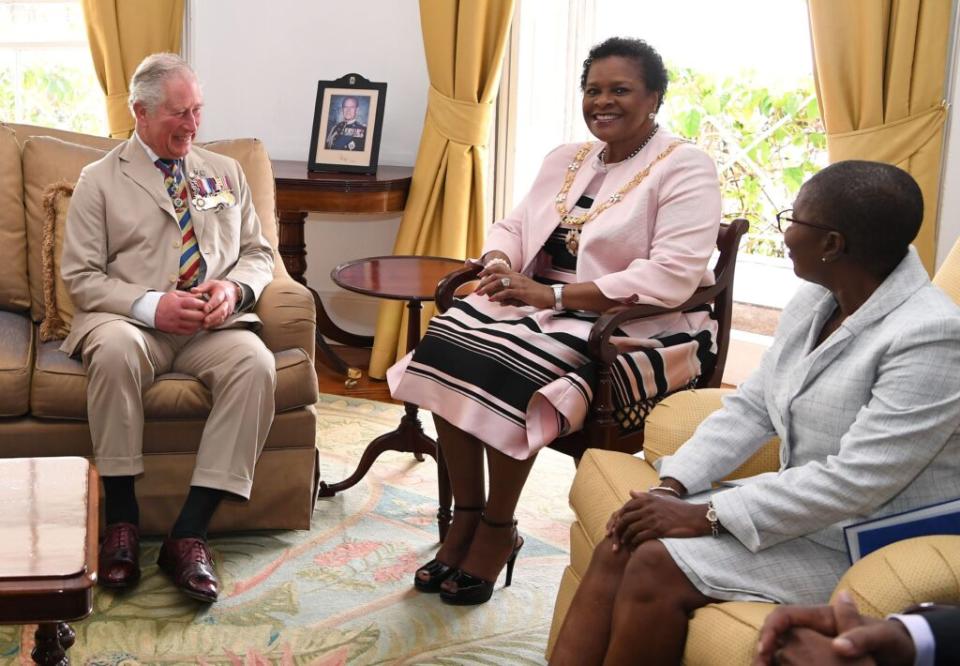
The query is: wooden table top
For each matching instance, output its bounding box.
[0,457,90,579]
[0,457,98,624]
[271,161,413,214]
[331,255,465,301]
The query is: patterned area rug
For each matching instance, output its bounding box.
[1,394,576,665]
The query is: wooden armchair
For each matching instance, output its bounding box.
[435,218,750,461]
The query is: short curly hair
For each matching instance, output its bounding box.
[801,160,923,276]
[580,37,668,110]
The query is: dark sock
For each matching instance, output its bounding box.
[102,475,139,526]
[170,486,225,540]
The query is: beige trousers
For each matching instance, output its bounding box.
[81,321,276,498]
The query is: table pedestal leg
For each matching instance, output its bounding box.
[277,209,373,381]
[56,624,75,650]
[32,622,68,666]
[316,298,452,540]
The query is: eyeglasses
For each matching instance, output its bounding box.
[775,209,837,234]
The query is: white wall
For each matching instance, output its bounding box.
[187,0,428,334]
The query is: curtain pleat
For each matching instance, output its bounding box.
[808,0,951,273]
[81,0,185,138]
[367,0,515,378]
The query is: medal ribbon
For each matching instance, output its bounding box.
[155,159,203,289]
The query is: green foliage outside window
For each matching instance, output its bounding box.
[0,60,107,136]
[663,67,828,258]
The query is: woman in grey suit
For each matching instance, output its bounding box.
[550,160,960,665]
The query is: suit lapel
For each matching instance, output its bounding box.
[523,142,602,273]
[118,139,177,221]
[786,249,929,405]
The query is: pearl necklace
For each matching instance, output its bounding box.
[598,124,660,167]
[554,135,685,255]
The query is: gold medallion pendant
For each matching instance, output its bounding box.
[552,138,685,259]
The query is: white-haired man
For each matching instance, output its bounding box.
[61,52,276,603]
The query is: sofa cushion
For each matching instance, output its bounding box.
[0,311,33,416]
[22,136,107,322]
[31,342,317,420]
[0,125,30,312]
[39,182,75,341]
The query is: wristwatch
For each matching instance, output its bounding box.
[551,284,565,312]
[706,501,720,537]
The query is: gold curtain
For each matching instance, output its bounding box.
[367,0,515,378]
[808,0,951,273]
[81,0,185,138]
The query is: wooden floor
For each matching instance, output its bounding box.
[316,345,397,403]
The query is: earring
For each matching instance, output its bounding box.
[821,257,827,263]
[648,112,656,120]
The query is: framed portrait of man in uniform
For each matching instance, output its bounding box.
[308,73,387,174]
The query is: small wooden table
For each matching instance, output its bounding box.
[322,255,465,539]
[272,161,414,379]
[0,457,99,665]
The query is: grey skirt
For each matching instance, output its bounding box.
[661,490,850,605]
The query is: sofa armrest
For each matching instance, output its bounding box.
[643,388,780,481]
[831,535,960,617]
[254,277,316,363]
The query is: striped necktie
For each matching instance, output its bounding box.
[155,158,203,289]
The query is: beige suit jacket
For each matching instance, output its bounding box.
[60,138,274,355]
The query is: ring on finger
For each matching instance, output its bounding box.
[500,277,511,288]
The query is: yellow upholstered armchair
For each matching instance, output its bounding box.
[547,235,960,664]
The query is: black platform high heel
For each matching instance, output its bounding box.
[439,515,523,606]
[413,505,483,593]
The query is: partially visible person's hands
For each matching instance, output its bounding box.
[832,616,915,666]
[475,260,552,309]
[769,627,876,666]
[605,490,712,551]
[155,290,206,335]
[191,279,239,329]
[754,591,914,666]
[755,603,840,665]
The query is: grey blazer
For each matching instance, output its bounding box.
[60,138,274,355]
[658,248,960,554]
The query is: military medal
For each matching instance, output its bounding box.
[187,170,236,211]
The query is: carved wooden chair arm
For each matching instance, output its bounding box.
[435,264,482,313]
[587,281,729,363]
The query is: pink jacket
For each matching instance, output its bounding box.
[483,129,721,338]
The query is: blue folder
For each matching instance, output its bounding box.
[843,497,960,563]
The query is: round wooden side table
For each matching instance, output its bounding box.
[323,255,465,540]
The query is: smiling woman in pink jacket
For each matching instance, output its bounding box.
[387,37,722,606]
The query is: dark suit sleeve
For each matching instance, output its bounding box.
[925,607,960,666]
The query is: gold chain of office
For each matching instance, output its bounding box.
[553,139,686,255]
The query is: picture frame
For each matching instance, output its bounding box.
[307,73,387,174]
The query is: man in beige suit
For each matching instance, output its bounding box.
[61,53,276,603]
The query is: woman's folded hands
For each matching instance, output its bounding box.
[606,490,713,551]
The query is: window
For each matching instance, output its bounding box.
[0,0,106,135]
[498,0,828,321]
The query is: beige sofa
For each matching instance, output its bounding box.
[0,122,320,534]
